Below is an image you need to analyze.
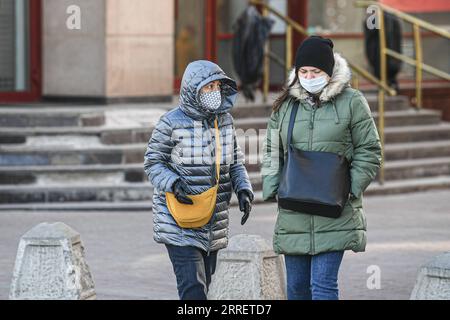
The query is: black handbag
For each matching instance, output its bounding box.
[278,102,351,218]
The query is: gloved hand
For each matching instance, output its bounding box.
[172,179,193,205]
[238,190,252,225]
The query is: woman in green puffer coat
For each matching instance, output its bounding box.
[261,36,382,300]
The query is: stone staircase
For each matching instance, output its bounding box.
[1,94,450,210]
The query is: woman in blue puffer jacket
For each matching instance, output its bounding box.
[144,60,254,300]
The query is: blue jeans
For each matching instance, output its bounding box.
[165,244,218,300]
[284,251,344,300]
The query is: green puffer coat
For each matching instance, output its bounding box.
[261,53,382,255]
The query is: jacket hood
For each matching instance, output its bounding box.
[179,60,238,120]
[288,53,352,103]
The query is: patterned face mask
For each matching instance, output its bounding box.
[199,90,222,111]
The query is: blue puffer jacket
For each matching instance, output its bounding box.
[144,60,254,253]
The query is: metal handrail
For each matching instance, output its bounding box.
[385,48,450,81]
[250,0,450,185]
[356,1,450,39]
[250,0,396,184]
[355,0,450,183]
[250,0,397,97]
[355,0,450,109]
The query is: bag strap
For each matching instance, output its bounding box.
[287,101,300,147]
[213,117,221,186]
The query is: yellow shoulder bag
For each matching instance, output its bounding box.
[165,118,221,228]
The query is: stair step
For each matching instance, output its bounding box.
[385,124,450,143]
[236,122,450,150]
[0,183,153,204]
[372,109,442,126]
[0,93,405,131]
[0,144,146,166]
[242,139,450,162]
[246,157,450,182]
[230,95,411,119]
[0,183,253,205]
[0,193,250,211]
[0,163,261,186]
[0,109,105,128]
[0,201,155,211]
[365,176,450,196]
[1,157,448,196]
[231,104,273,119]
[385,140,450,160]
[2,138,450,167]
[244,158,450,190]
[0,127,154,145]
[5,121,448,148]
[2,175,450,210]
[0,110,442,147]
[237,123,450,149]
[234,109,442,131]
[365,94,411,112]
[382,157,450,180]
[0,164,147,185]
[1,94,447,206]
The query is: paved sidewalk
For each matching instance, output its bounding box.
[1,190,450,300]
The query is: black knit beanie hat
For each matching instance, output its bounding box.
[295,36,335,77]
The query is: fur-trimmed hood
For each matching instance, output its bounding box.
[288,53,352,103]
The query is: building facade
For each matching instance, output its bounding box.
[0,0,448,104]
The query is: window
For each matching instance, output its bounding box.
[0,0,30,92]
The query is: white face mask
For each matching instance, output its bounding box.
[299,76,329,94]
[199,90,222,111]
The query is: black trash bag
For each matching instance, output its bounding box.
[364,11,403,91]
[232,6,274,102]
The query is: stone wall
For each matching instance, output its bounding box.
[42,0,174,101]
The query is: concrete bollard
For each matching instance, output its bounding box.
[208,234,286,300]
[9,222,96,300]
[410,251,450,300]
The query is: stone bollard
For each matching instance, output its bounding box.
[410,251,450,300]
[9,222,96,300]
[208,234,286,300]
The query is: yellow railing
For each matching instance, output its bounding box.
[356,1,450,108]
[250,0,450,184]
[253,0,397,98]
[355,1,450,183]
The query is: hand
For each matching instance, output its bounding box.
[172,180,193,205]
[238,191,252,225]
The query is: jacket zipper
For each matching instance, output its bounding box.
[309,105,317,255]
[207,116,218,257]
[207,221,212,256]
[309,108,316,145]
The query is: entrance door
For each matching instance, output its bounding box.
[174,0,308,91]
[0,0,41,103]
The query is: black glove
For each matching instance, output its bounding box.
[265,195,278,203]
[172,180,193,205]
[238,190,252,225]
